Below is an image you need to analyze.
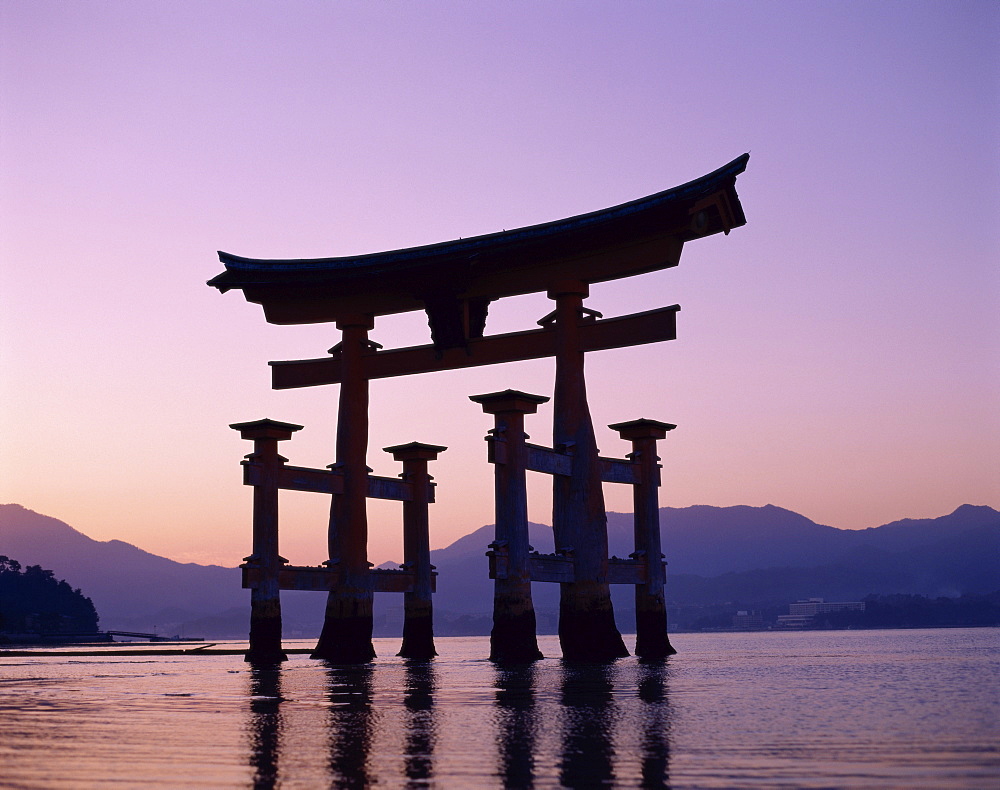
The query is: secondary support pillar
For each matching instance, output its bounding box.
[547,281,628,661]
[471,390,548,663]
[610,419,677,659]
[314,314,377,662]
[231,418,303,663]
[385,441,447,660]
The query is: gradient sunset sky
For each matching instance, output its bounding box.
[2,1,997,567]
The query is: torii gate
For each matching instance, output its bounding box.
[209,154,749,663]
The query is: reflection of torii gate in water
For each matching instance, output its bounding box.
[209,154,749,663]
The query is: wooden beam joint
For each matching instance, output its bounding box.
[271,305,680,389]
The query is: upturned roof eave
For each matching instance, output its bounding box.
[207,153,749,293]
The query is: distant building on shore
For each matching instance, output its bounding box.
[732,610,765,630]
[776,598,865,629]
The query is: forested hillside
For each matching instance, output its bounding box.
[0,555,99,635]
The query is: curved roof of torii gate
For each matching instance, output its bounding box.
[208,153,749,325]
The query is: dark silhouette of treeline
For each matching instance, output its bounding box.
[682,591,1000,631]
[0,555,99,636]
[820,591,1000,630]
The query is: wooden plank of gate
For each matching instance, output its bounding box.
[270,305,679,389]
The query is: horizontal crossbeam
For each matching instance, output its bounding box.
[242,565,435,594]
[270,305,679,389]
[599,457,642,485]
[528,553,576,583]
[242,462,433,502]
[488,440,640,485]
[487,551,653,584]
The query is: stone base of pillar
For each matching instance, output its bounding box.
[558,582,629,661]
[246,596,287,663]
[490,589,543,663]
[634,602,676,660]
[398,599,436,659]
[312,588,375,663]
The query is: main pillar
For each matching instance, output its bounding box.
[548,281,628,661]
[471,390,547,663]
[610,419,677,659]
[385,441,447,660]
[231,418,303,663]
[314,314,377,662]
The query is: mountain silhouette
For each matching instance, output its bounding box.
[0,504,244,630]
[2,502,996,637]
[431,503,999,616]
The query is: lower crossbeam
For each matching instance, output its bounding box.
[242,565,435,594]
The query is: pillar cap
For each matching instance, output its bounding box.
[608,418,676,440]
[334,313,375,330]
[230,419,304,441]
[383,441,447,461]
[546,278,589,299]
[470,389,550,414]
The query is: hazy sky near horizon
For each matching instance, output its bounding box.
[2,1,998,567]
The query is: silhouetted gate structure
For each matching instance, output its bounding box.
[209,154,749,663]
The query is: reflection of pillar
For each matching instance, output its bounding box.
[470,390,547,663]
[247,665,283,789]
[637,663,672,788]
[403,661,437,784]
[559,664,616,786]
[385,442,447,660]
[231,419,302,664]
[548,280,627,661]
[325,665,375,786]
[494,665,538,787]
[314,315,376,663]
[610,419,677,660]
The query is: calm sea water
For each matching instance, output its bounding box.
[1,628,997,789]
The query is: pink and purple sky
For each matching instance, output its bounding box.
[2,1,998,567]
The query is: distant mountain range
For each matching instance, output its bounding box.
[0,504,245,632]
[433,504,1000,623]
[1,502,997,638]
